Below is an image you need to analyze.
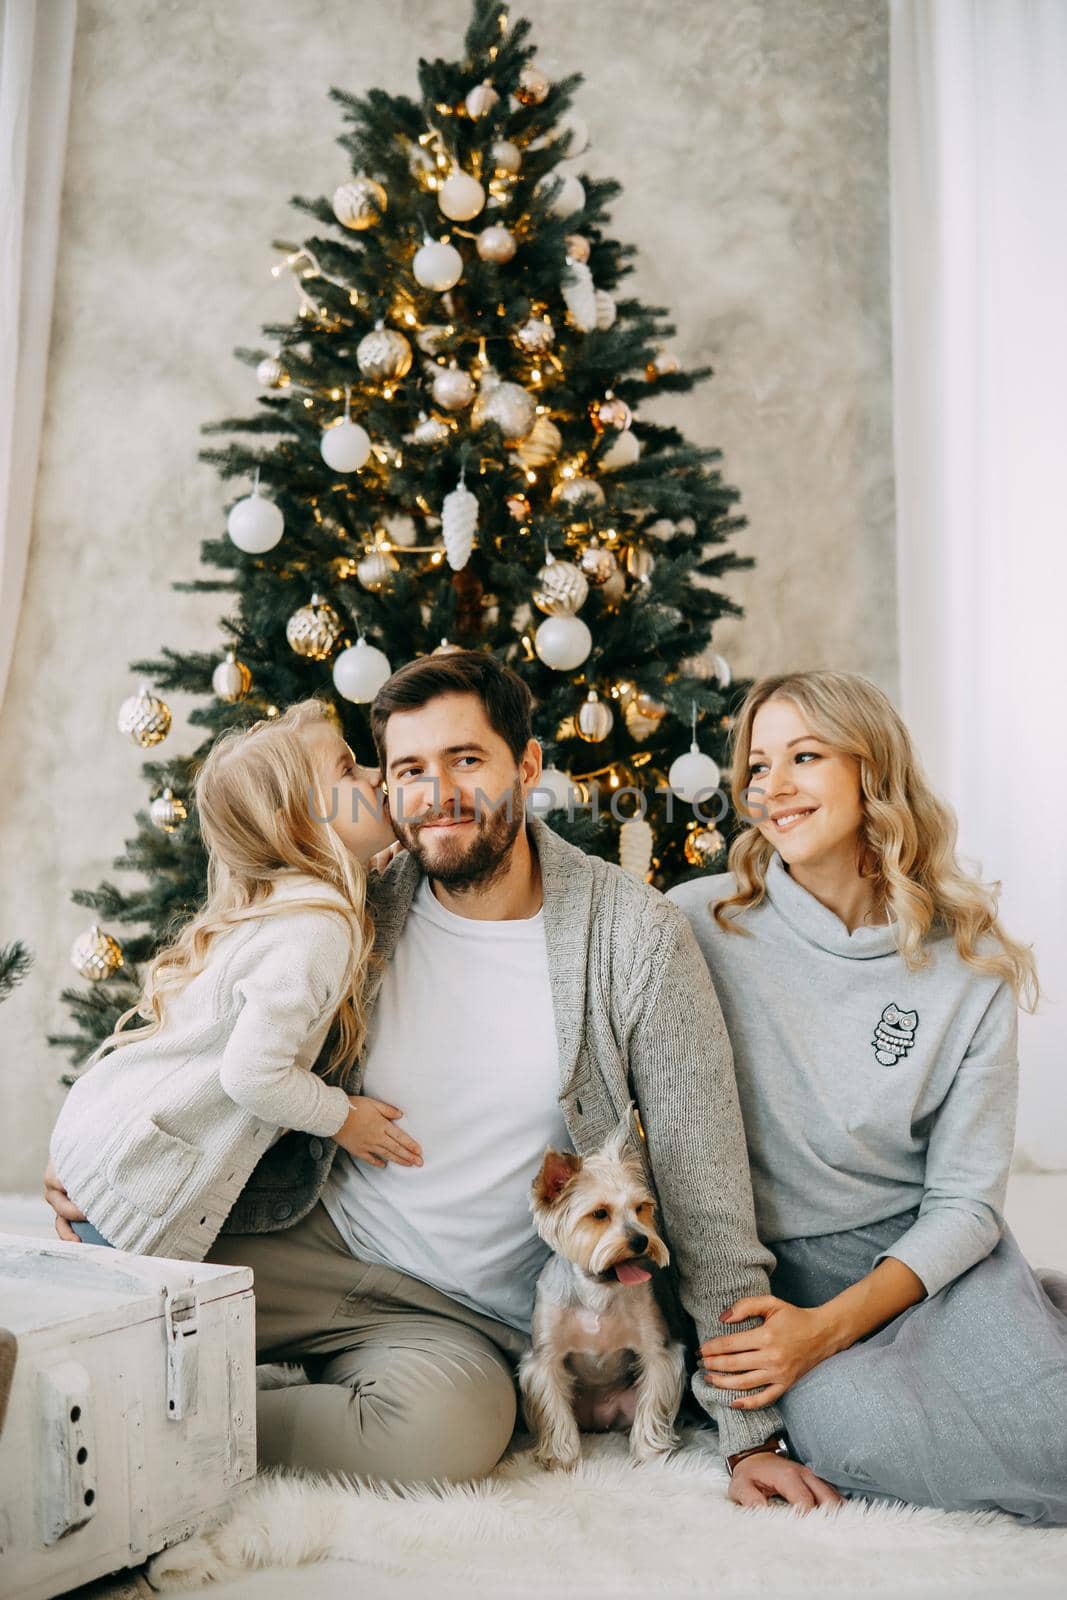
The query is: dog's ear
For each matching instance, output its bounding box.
[533,1148,582,1205]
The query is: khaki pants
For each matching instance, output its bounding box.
[206,1202,530,1486]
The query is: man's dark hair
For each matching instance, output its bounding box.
[369,650,535,767]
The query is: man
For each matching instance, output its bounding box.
[46,651,837,1511]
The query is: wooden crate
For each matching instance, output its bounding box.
[0,1234,256,1600]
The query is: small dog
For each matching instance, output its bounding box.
[518,1110,687,1470]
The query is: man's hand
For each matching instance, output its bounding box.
[44,1159,87,1242]
[701,1294,841,1408]
[728,1452,842,1511]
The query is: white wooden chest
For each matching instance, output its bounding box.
[0,1234,256,1600]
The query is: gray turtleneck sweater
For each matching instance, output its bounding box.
[667,855,1019,1299]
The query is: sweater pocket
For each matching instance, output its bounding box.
[106,1116,202,1218]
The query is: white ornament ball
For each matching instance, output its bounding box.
[332,639,392,703]
[619,817,654,880]
[551,475,606,509]
[432,365,475,411]
[321,419,371,472]
[648,518,677,542]
[416,323,452,355]
[357,550,400,592]
[529,765,577,816]
[356,326,412,381]
[533,557,589,616]
[517,65,551,105]
[493,139,522,175]
[668,745,723,803]
[537,172,586,218]
[535,614,592,671]
[600,429,641,471]
[473,379,536,442]
[576,690,614,742]
[332,177,387,230]
[466,81,499,119]
[595,289,618,330]
[212,651,251,702]
[383,512,419,546]
[477,224,517,263]
[413,239,463,291]
[516,316,555,354]
[438,171,486,222]
[555,111,590,156]
[227,491,283,553]
[256,355,288,389]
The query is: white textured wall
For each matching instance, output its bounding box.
[0,0,892,1190]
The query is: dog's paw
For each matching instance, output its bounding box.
[628,1429,679,1465]
[532,1444,581,1473]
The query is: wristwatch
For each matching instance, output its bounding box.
[725,1433,790,1477]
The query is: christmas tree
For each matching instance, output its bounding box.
[51,0,751,1073]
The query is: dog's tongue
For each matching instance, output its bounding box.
[614,1261,651,1285]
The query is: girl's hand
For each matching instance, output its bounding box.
[369,839,404,874]
[334,1095,423,1169]
[699,1296,841,1409]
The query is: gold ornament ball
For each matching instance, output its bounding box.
[477,225,517,263]
[576,689,614,742]
[685,826,726,867]
[71,924,124,982]
[625,544,655,581]
[356,326,412,381]
[516,315,556,354]
[150,787,188,834]
[533,557,589,616]
[516,65,550,105]
[580,540,618,586]
[600,567,627,609]
[357,550,400,592]
[565,233,591,264]
[286,594,343,660]
[212,650,252,702]
[332,176,387,230]
[551,475,606,510]
[117,684,172,747]
[256,355,289,389]
[590,395,632,434]
[515,414,562,468]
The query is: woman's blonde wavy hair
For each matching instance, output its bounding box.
[714,671,1038,1011]
[86,698,379,1082]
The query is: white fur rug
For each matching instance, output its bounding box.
[146,1428,1067,1600]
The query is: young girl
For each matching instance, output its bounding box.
[50,698,422,1262]
[668,670,1067,1524]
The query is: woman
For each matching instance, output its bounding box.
[668,670,1067,1524]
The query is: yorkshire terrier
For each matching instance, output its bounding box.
[518,1110,687,1471]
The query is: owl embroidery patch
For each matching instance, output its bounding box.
[872,1003,919,1065]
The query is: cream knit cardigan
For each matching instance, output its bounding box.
[49,871,356,1260]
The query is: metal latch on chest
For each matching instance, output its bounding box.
[163,1288,199,1422]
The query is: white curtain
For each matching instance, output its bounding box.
[0,0,76,715]
[891,0,1067,1167]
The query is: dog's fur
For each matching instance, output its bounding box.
[518,1111,687,1470]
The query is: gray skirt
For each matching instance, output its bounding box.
[770,1210,1067,1525]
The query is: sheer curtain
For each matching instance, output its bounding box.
[891,0,1067,1166]
[0,0,76,714]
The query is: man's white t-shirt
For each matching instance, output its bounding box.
[321,875,571,1333]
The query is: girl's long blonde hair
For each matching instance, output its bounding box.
[714,671,1038,1011]
[87,699,379,1082]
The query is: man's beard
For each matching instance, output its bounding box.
[394,776,525,890]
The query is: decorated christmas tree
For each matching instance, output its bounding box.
[51,0,752,1073]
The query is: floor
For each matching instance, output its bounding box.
[5,1173,1066,1600]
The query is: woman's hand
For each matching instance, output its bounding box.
[334,1095,423,1169]
[43,1158,87,1242]
[369,839,404,874]
[700,1295,842,1409]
